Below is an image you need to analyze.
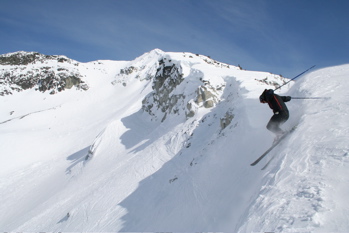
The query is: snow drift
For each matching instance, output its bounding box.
[0,49,348,232]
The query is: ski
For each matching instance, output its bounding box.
[250,126,296,166]
[261,154,276,170]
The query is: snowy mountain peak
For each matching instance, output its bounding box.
[2,50,346,232]
[137,51,288,122]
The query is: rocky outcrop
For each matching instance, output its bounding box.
[255,74,286,89]
[142,56,185,121]
[141,55,226,122]
[0,52,88,96]
[0,51,73,66]
[220,110,235,130]
[194,82,221,108]
[185,80,224,119]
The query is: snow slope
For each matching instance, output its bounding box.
[239,64,349,232]
[0,49,348,232]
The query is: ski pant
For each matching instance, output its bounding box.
[266,111,289,135]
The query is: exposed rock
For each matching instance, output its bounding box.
[220,110,235,130]
[120,66,137,75]
[0,52,88,96]
[255,75,286,89]
[141,55,227,122]
[186,101,196,118]
[195,84,220,108]
[0,51,75,66]
[142,56,185,121]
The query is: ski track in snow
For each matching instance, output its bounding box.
[0,106,61,124]
[0,50,348,231]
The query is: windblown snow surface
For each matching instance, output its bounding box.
[0,50,348,232]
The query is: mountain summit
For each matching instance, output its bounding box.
[0,50,348,232]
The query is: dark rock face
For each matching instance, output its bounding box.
[141,56,185,121]
[0,52,89,96]
[0,52,71,65]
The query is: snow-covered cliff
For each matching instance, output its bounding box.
[1,49,347,232]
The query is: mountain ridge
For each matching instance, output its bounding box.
[1,50,347,231]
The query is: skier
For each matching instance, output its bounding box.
[259,89,291,140]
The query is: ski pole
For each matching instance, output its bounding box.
[274,65,316,91]
[291,97,331,100]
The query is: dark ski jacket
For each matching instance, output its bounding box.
[260,89,291,114]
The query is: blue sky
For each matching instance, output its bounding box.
[1,0,348,78]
